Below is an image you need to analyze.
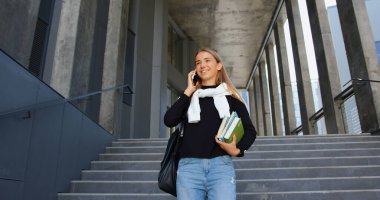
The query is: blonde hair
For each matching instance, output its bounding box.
[195,48,243,102]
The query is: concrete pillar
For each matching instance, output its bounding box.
[130,0,156,138]
[99,0,129,135]
[259,59,273,136]
[274,19,296,135]
[50,0,82,97]
[285,0,315,134]
[336,0,380,133]
[254,73,265,136]
[70,0,99,111]
[151,0,169,138]
[248,81,258,130]
[305,0,345,134]
[266,41,283,136]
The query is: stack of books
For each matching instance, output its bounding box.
[216,111,244,144]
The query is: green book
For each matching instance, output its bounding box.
[223,118,244,144]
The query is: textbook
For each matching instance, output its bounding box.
[216,111,244,144]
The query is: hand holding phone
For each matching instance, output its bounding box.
[192,73,200,86]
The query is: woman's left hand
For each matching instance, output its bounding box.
[215,134,240,156]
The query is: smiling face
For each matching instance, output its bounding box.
[195,51,223,86]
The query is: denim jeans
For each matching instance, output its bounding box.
[176,155,236,200]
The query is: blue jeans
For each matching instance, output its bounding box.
[176,156,236,200]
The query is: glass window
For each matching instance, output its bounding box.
[376,41,380,62]
[167,23,183,73]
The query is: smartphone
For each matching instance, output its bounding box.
[192,73,200,86]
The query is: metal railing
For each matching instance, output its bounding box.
[290,125,302,135]
[0,84,133,119]
[290,77,380,135]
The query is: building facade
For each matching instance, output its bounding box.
[1,0,380,138]
[1,0,380,199]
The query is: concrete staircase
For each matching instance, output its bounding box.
[58,134,380,200]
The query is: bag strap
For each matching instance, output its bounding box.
[179,122,184,137]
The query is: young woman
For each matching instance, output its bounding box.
[164,48,257,200]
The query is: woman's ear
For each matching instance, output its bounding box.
[217,63,223,71]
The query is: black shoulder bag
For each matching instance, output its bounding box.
[158,123,183,197]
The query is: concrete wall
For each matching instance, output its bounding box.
[120,0,155,138]
[70,0,109,122]
[133,0,155,138]
[99,0,130,137]
[0,0,40,67]
[0,0,200,141]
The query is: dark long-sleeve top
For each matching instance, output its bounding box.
[164,85,257,159]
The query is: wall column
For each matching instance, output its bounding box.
[259,59,273,136]
[50,0,82,97]
[151,0,168,138]
[266,42,283,136]
[99,0,129,136]
[130,0,156,138]
[274,19,296,135]
[285,0,315,134]
[254,73,265,136]
[305,0,345,134]
[336,0,380,133]
[248,81,258,131]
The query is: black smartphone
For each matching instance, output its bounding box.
[192,73,200,86]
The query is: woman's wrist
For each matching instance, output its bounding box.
[232,148,241,157]
[184,88,194,97]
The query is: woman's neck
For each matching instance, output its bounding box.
[201,78,217,86]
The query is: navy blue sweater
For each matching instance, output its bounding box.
[164,85,257,158]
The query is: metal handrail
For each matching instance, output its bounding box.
[288,78,380,135]
[0,84,133,119]
[336,77,380,103]
[290,125,302,135]
[309,108,324,124]
[245,0,284,90]
[343,78,380,87]
[334,84,354,103]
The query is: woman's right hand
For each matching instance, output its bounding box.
[184,70,198,97]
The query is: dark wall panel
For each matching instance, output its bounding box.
[0,52,37,182]
[0,52,39,112]
[55,104,84,193]
[23,105,64,200]
[0,179,23,200]
[0,50,114,200]
[0,116,32,181]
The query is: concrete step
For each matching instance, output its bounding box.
[252,141,380,151]
[60,135,380,200]
[99,148,380,161]
[58,190,380,200]
[81,165,380,181]
[105,141,380,153]
[112,134,380,146]
[233,156,380,169]
[81,170,159,181]
[91,156,380,170]
[58,193,176,200]
[237,190,380,200]
[68,177,380,193]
